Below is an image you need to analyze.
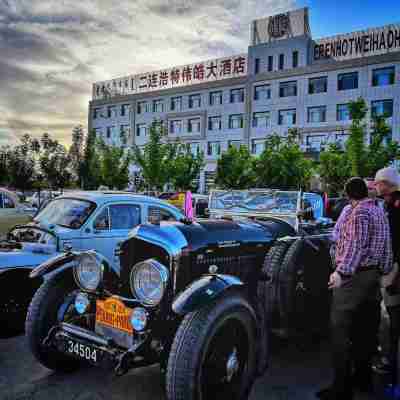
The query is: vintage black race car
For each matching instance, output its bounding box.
[26,189,334,400]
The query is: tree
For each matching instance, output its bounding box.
[0,146,9,186]
[318,143,350,195]
[97,140,132,190]
[215,145,256,189]
[7,135,37,191]
[346,98,368,176]
[132,120,178,191]
[81,129,101,190]
[254,134,313,190]
[69,125,85,187]
[364,116,400,177]
[170,145,204,191]
[39,136,72,189]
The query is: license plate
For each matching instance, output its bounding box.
[96,297,133,334]
[67,339,98,363]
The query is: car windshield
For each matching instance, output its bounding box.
[34,198,96,229]
[209,190,300,214]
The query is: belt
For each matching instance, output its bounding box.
[357,265,380,273]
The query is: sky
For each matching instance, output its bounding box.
[0,0,399,148]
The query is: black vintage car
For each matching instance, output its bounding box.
[26,190,334,400]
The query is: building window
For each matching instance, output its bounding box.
[209,91,223,106]
[335,133,350,148]
[208,116,222,131]
[121,104,130,117]
[279,81,297,97]
[337,104,351,121]
[93,108,102,119]
[254,85,271,101]
[279,54,284,70]
[229,114,244,129]
[188,118,201,133]
[189,94,201,109]
[253,111,270,128]
[137,101,147,114]
[372,67,395,86]
[106,126,118,139]
[153,100,164,113]
[170,120,182,134]
[306,135,326,152]
[136,123,147,137]
[307,106,327,123]
[371,99,394,118]
[251,139,266,155]
[292,51,299,68]
[338,72,358,91]
[189,143,201,155]
[230,88,245,103]
[278,109,296,126]
[228,141,241,150]
[207,141,221,156]
[268,56,273,72]
[171,96,182,111]
[255,58,260,74]
[107,106,118,118]
[309,77,328,94]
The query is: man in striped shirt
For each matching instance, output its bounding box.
[317,177,393,400]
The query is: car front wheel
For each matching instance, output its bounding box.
[166,293,258,400]
[25,273,80,372]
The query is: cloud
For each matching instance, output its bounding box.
[0,0,295,147]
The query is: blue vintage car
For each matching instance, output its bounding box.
[0,191,184,337]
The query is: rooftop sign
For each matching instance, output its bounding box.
[93,54,247,100]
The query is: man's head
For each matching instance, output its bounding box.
[345,177,368,201]
[374,167,400,196]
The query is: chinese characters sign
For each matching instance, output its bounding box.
[93,54,247,100]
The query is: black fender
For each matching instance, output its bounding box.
[172,274,244,316]
[30,252,78,279]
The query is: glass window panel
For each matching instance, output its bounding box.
[109,204,141,230]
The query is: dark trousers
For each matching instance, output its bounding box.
[387,305,400,384]
[331,269,381,396]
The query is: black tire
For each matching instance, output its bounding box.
[260,242,291,323]
[166,294,258,400]
[0,271,42,339]
[25,273,80,372]
[278,238,332,340]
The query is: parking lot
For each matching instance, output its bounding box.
[1,334,382,400]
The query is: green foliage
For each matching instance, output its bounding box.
[132,121,178,191]
[318,144,350,196]
[346,98,368,176]
[69,125,85,187]
[216,145,256,189]
[97,140,132,190]
[254,134,313,190]
[170,145,204,191]
[39,133,72,189]
[0,146,9,186]
[81,129,101,190]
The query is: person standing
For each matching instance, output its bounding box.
[374,167,400,391]
[317,177,393,400]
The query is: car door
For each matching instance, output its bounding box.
[81,203,141,274]
[0,191,30,237]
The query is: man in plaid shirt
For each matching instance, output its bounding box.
[317,177,393,400]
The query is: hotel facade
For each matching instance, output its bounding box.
[88,8,400,193]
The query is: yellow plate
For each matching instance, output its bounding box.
[96,297,133,334]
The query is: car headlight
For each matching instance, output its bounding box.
[130,259,169,306]
[74,252,103,292]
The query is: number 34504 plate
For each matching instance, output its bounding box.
[66,340,98,363]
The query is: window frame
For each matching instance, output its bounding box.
[136,123,147,137]
[228,114,244,129]
[170,96,182,111]
[208,116,222,131]
[279,81,297,98]
[188,118,201,133]
[372,67,395,87]
[268,56,273,72]
[251,139,266,155]
[121,104,130,117]
[153,99,164,113]
[109,204,142,230]
[278,109,297,126]
[337,72,358,91]
[207,141,221,156]
[230,88,245,103]
[308,76,328,94]
[336,104,351,121]
[371,99,394,118]
[254,84,271,101]
[137,101,147,114]
[209,91,223,106]
[189,94,201,109]
[279,54,284,70]
[292,51,299,68]
[252,111,271,128]
[307,106,327,123]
